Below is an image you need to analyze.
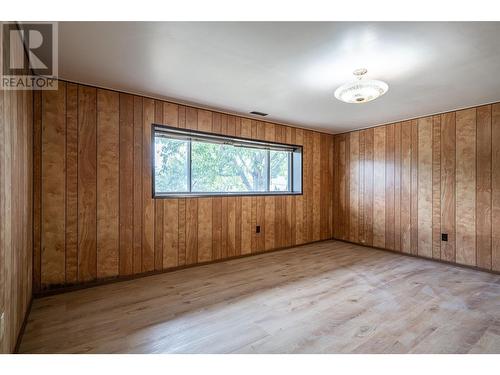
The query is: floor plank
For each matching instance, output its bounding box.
[19,240,500,354]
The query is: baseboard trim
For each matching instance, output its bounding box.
[33,237,499,301]
[33,238,333,298]
[333,237,500,276]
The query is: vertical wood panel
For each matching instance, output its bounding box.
[338,137,347,240]
[32,91,42,292]
[363,129,374,246]
[28,89,34,301]
[210,190,221,262]
[41,85,66,285]
[96,89,119,278]
[320,133,331,240]
[133,97,143,274]
[456,108,476,266]
[197,110,211,132]
[328,134,334,239]
[163,200,179,268]
[178,197,187,264]
[492,104,500,271]
[349,131,359,243]
[358,131,365,243]
[78,86,97,282]
[441,112,456,262]
[13,86,19,328]
[417,117,433,258]
[65,84,78,283]
[1,79,5,350]
[2,80,10,349]
[186,198,198,264]
[177,202,187,266]
[476,105,492,270]
[142,99,155,272]
[332,135,339,239]
[221,201,229,256]
[344,133,350,241]
[373,127,386,248]
[385,124,395,250]
[410,120,419,255]
[394,123,401,252]
[227,197,236,257]
[241,196,252,255]
[198,198,213,262]
[163,103,179,126]
[3,85,13,347]
[119,94,134,275]
[400,121,412,254]
[312,131,321,241]
[6,80,14,331]
[432,116,441,259]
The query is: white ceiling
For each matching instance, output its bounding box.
[59,22,500,134]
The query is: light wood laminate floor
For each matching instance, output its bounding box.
[19,240,500,353]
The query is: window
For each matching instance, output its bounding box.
[153,124,302,197]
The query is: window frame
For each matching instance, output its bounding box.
[152,123,303,198]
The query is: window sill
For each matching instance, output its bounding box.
[153,191,303,199]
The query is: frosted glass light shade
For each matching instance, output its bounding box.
[334,79,388,104]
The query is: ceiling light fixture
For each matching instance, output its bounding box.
[334,69,388,104]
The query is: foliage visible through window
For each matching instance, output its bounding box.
[154,126,302,196]
[154,137,188,193]
[270,150,289,191]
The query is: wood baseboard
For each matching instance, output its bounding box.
[333,237,500,276]
[33,238,333,298]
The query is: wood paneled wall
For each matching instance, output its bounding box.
[33,81,334,292]
[333,103,500,272]
[0,86,33,353]
[0,27,34,353]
